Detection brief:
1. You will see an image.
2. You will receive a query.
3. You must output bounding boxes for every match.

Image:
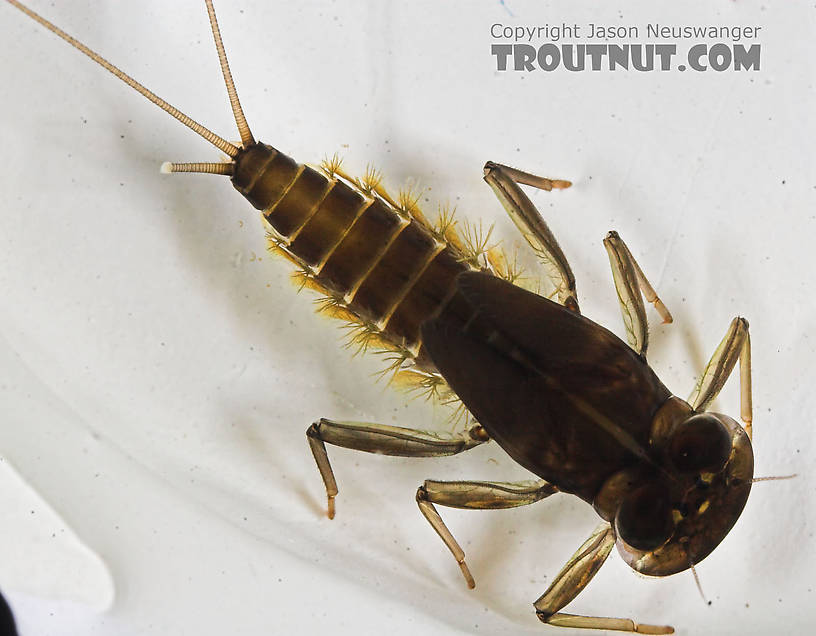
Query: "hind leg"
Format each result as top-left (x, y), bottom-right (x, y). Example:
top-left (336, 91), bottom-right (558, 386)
top-left (306, 419), bottom-right (489, 518)
top-left (482, 161), bottom-right (579, 312)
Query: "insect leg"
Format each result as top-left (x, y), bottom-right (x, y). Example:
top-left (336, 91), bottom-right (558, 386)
top-left (603, 231), bottom-right (673, 356)
top-left (306, 419), bottom-right (489, 519)
top-left (533, 524), bottom-right (674, 634)
top-left (482, 162), bottom-right (579, 313)
top-left (687, 317), bottom-right (753, 438)
top-left (415, 478), bottom-right (556, 588)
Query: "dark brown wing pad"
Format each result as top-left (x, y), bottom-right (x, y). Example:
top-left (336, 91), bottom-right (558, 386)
top-left (421, 272), bottom-right (672, 503)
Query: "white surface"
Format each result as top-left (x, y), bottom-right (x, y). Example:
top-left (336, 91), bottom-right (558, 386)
top-left (1, 1), bottom-right (814, 635)
top-left (0, 455), bottom-right (112, 608)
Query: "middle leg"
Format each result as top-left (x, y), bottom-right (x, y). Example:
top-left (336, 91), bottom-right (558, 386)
top-left (603, 230), bottom-right (673, 356)
top-left (416, 478), bottom-right (557, 588)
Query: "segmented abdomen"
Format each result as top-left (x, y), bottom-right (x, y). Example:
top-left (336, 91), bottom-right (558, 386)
top-left (232, 143), bottom-right (498, 385)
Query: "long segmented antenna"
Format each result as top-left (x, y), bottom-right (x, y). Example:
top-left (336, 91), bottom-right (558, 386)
top-left (205, 0), bottom-right (254, 147)
top-left (750, 474), bottom-right (797, 483)
top-left (6, 0), bottom-right (241, 160)
top-left (688, 559), bottom-right (709, 605)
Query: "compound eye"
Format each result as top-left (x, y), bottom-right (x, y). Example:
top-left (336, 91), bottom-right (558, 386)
top-left (667, 413), bottom-right (732, 473)
top-left (615, 483), bottom-right (674, 551)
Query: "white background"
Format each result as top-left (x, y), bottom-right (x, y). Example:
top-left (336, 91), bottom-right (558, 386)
top-left (1, 1), bottom-right (814, 635)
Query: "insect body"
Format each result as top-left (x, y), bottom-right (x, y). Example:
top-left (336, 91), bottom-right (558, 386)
top-left (233, 142), bottom-right (476, 376)
top-left (7, 1), bottom-right (762, 633)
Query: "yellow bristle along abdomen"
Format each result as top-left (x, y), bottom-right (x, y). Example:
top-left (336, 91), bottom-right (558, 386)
top-left (240, 144), bottom-right (514, 399)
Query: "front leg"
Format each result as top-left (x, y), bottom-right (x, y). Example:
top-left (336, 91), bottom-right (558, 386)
top-left (534, 524), bottom-right (673, 634)
top-left (687, 317), bottom-right (752, 438)
top-left (482, 162), bottom-right (579, 313)
top-left (307, 419), bottom-right (489, 518)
